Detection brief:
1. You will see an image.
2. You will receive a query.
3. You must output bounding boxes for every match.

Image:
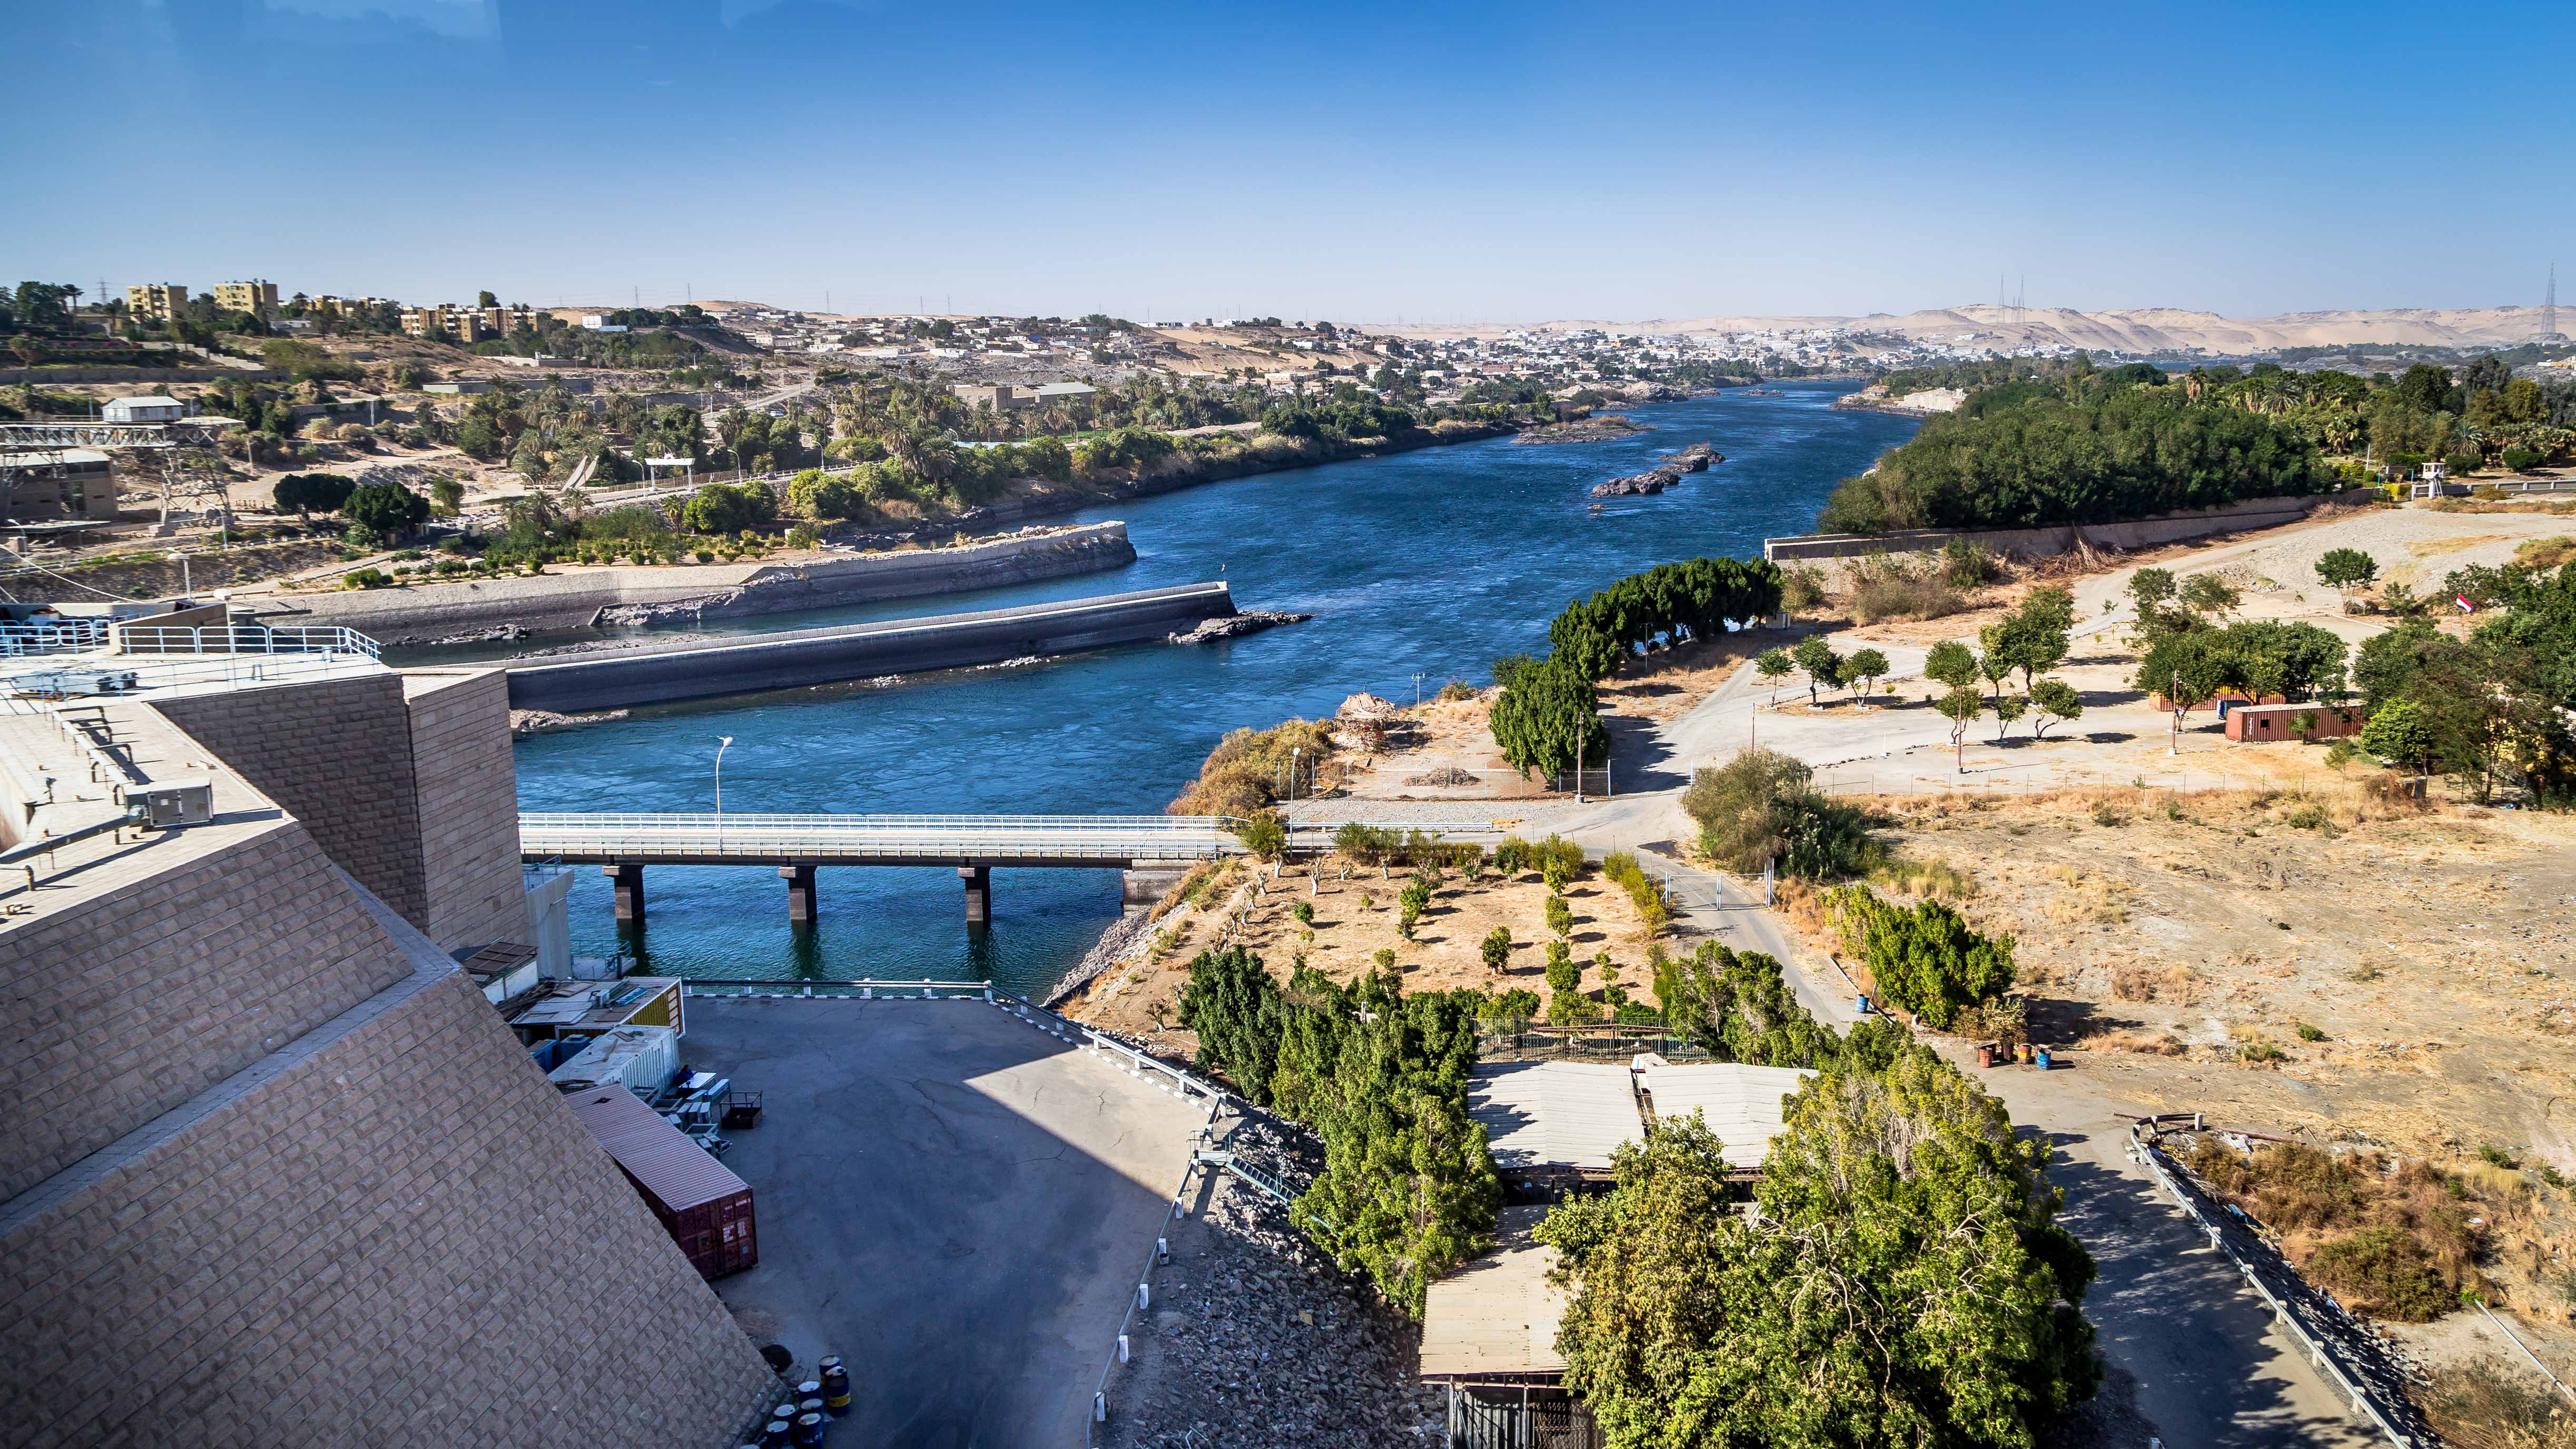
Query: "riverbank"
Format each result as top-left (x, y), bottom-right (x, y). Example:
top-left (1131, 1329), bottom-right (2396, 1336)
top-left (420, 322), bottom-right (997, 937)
top-left (245, 522), bottom-right (1137, 643)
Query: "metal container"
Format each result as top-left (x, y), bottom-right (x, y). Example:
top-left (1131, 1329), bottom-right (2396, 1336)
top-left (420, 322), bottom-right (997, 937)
top-left (792, 1412), bottom-right (825, 1447)
top-left (568, 1087), bottom-right (758, 1277)
top-left (820, 1361), bottom-right (851, 1416)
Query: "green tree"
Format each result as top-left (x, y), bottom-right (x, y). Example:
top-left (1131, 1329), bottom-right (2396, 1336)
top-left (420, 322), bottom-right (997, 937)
top-left (2179, 572), bottom-right (2240, 620)
top-left (676, 480), bottom-right (778, 535)
top-left (1482, 925), bottom-right (1515, 977)
top-left (1992, 693), bottom-right (2028, 743)
top-left (1755, 647), bottom-right (1794, 705)
top-left (1544, 893), bottom-right (1574, 940)
top-left (1828, 886), bottom-right (2015, 1028)
top-left (1539, 1048), bottom-right (2096, 1449)
top-left (1845, 647), bottom-right (1891, 706)
top-left (2315, 547), bottom-right (2378, 602)
top-left (1790, 635), bottom-right (1841, 708)
top-left (270, 471), bottom-right (355, 519)
top-left (2028, 678), bottom-right (2082, 739)
top-left (1939, 685), bottom-right (1984, 770)
top-left (2357, 697), bottom-right (2441, 776)
top-left (1489, 656), bottom-right (1607, 778)
top-left (1981, 586), bottom-right (2073, 689)
top-left (1924, 638), bottom-right (1980, 692)
top-left (341, 481), bottom-right (430, 543)
top-left (427, 477), bottom-right (465, 518)
top-left (1234, 811), bottom-right (1287, 860)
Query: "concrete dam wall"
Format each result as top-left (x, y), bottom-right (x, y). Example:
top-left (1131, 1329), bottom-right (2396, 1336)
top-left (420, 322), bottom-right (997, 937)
top-left (249, 523), bottom-right (1137, 642)
top-left (505, 581), bottom-right (1234, 712)
top-left (1762, 495), bottom-right (2331, 562)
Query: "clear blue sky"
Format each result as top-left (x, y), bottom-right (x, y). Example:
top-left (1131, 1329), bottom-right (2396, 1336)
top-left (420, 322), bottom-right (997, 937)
top-left (17, 0), bottom-right (2571, 322)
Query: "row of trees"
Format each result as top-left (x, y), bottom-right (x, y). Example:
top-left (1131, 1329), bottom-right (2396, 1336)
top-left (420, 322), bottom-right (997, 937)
top-left (1818, 380), bottom-right (2336, 533)
top-left (1176, 948), bottom-right (1499, 1314)
top-left (1491, 558), bottom-right (1786, 778)
top-left (2346, 555), bottom-right (2576, 802)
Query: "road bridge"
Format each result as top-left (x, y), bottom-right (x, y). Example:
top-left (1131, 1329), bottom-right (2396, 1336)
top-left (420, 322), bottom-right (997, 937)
top-left (518, 811), bottom-right (1503, 924)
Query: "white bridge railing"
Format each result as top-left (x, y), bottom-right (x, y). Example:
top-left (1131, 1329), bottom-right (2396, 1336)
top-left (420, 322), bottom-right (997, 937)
top-left (516, 812), bottom-right (1240, 862)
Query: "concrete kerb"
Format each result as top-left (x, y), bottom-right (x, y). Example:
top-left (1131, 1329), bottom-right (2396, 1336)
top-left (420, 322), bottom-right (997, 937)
top-left (2127, 1123), bottom-right (2426, 1448)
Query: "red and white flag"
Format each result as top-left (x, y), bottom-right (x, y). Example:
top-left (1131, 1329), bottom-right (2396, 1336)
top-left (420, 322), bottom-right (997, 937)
top-left (2455, 595), bottom-right (2475, 614)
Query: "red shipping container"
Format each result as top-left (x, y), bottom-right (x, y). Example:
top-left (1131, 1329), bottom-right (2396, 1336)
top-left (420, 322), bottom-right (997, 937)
top-left (571, 1088), bottom-right (759, 1278)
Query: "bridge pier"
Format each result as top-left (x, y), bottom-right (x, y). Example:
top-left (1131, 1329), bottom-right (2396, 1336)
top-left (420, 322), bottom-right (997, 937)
top-left (781, 863), bottom-right (817, 924)
top-left (959, 865), bottom-right (991, 925)
top-left (1123, 864), bottom-right (1194, 915)
top-left (604, 862), bottom-right (645, 923)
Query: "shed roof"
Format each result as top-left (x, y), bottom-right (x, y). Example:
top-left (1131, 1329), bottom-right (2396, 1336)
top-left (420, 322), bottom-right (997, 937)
top-left (1418, 1205), bottom-right (1565, 1379)
top-left (568, 1086), bottom-right (748, 1213)
top-left (1640, 1063), bottom-right (1811, 1167)
top-left (105, 395), bottom-right (183, 408)
top-left (1471, 1061), bottom-right (1641, 1171)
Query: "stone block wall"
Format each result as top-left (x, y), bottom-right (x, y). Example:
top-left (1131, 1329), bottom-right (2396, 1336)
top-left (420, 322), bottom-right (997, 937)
top-left (155, 674), bottom-right (430, 926)
top-left (0, 824), bottom-right (410, 1202)
top-left (401, 670), bottom-right (527, 954)
top-left (0, 962), bottom-right (778, 1448)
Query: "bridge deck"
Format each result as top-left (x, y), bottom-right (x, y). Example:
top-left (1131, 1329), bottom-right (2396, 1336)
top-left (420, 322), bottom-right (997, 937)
top-left (517, 812), bottom-right (1238, 867)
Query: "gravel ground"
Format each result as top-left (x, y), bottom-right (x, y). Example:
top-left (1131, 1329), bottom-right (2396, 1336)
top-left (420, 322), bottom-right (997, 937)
top-left (1099, 1115), bottom-right (1444, 1448)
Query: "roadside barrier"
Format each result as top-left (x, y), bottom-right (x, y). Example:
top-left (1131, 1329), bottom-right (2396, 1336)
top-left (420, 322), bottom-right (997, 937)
top-left (2128, 1122), bottom-right (2426, 1447)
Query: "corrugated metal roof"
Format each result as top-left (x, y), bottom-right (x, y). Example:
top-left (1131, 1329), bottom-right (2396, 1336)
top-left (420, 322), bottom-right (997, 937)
top-left (568, 1086), bottom-right (749, 1213)
top-left (1471, 1061), bottom-right (1642, 1171)
top-left (1640, 1063), bottom-right (1811, 1167)
top-left (1418, 1206), bottom-right (1566, 1378)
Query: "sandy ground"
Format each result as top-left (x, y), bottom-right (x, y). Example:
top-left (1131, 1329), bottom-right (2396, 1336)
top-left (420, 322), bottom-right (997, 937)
top-left (1061, 854), bottom-right (1655, 1050)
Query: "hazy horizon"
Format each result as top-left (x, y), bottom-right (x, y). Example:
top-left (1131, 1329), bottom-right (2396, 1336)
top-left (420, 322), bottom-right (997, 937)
top-left (17, 0), bottom-right (2570, 322)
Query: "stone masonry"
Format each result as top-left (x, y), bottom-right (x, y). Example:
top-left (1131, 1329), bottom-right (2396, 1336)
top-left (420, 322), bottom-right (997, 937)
top-left (154, 673), bottom-right (431, 928)
top-left (401, 669), bottom-right (531, 954)
top-left (0, 823), bottom-right (409, 1202)
top-left (0, 668), bottom-right (778, 1448)
top-left (0, 893), bottom-right (778, 1448)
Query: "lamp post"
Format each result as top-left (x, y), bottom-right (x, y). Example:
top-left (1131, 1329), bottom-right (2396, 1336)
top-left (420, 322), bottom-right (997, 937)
top-left (713, 735), bottom-right (734, 848)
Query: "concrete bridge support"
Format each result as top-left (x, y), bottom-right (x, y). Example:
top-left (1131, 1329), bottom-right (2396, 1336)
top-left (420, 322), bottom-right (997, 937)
top-left (1122, 864), bottom-right (1194, 915)
top-left (604, 862), bottom-right (645, 923)
top-left (781, 863), bottom-right (817, 924)
top-left (959, 865), bottom-right (991, 925)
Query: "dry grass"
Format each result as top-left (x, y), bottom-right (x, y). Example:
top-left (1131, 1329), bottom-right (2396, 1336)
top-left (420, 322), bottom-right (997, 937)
top-left (2423, 1362), bottom-right (2576, 1449)
top-left (2081, 1027), bottom-right (2189, 1056)
top-left (2515, 536), bottom-right (2576, 570)
top-left (2109, 963), bottom-right (2200, 1004)
top-left (2043, 868), bottom-right (2131, 925)
top-left (2187, 1137), bottom-right (2487, 1320)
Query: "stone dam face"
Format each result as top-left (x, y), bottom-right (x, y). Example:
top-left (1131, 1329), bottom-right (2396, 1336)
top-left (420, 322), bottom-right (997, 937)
top-left (247, 522), bottom-right (1139, 642)
top-left (502, 580), bottom-right (1236, 712)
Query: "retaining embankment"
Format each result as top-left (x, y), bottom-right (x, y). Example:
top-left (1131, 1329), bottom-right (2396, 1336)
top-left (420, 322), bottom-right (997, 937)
top-left (1763, 494), bottom-right (2336, 562)
top-left (244, 522), bottom-right (1136, 642)
top-left (504, 581), bottom-right (1233, 711)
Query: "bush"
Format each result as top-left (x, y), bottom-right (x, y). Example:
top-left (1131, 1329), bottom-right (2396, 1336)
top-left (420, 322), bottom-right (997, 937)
top-left (1682, 747), bottom-right (1879, 878)
top-left (1170, 718), bottom-right (1337, 816)
top-left (1481, 926), bottom-right (1513, 976)
top-left (676, 480), bottom-right (777, 534)
top-left (341, 481), bottom-right (430, 542)
top-left (2501, 447), bottom-right (2545, 473)
top-left (1599, 851), bottom-right (1672, 937)
top-left (271, 471), bottom-right (355, 518)
top-left (1233, 811), bottom-right (1287, 859)
top-left (2444, 452), bottom-right (2486, 479)
top-left (340, 567), bottom-right (391, 589)
top-left (2308, 1225), bottom-right (2454, 1321)
top-left (1825, 884), bottom-right (2014, 1028)
top-left (1845, 550), bottom-right (1966, 623)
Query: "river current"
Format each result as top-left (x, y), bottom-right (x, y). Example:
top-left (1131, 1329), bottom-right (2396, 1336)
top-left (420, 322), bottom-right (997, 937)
top-left (507, 382), bottom-right (1918, 993)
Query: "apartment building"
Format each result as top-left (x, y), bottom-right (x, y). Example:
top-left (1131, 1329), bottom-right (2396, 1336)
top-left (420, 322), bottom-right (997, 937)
top-left (213, 279), bottom-right (279, 315)
top-left (124, 282), bottom-right (186, 321)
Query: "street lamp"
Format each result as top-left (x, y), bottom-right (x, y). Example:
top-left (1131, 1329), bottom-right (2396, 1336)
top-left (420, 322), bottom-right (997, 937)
top-left (713, 736), bottom-right (734, 847)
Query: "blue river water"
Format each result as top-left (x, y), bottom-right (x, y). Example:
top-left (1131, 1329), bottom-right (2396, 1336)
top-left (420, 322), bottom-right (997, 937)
top-left (507, 383), bottom-right (1917, 993)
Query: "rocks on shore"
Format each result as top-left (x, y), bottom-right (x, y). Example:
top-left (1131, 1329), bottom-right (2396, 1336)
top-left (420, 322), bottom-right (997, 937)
top-left (509, 707), bottom-right (631, 735)
top-left (1102, 1114), bottom-right (1444, 1448)
top-left (1590, 441), bottom-right (1724, 497)
top-left (390, 622), bottom-right (532, 648)
top-left (1167, 609), bottom-right (1312, 645)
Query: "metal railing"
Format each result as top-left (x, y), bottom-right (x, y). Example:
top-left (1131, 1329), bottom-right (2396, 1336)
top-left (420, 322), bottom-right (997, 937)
top-left (0, 619), bottom-right (112, 657)
top-left (517, 811), bottom-right (1240, 863)
top-left (114, 624), bottom-right (380, 659)
top-left (2128, 1126), bottom-right (2426, 1447)
top-left (682, 977), bottom-right (996, 1000)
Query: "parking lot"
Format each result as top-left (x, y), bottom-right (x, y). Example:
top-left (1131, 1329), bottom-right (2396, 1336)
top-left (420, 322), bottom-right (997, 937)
top-left (682, 997), bottom-right (1211, 1447)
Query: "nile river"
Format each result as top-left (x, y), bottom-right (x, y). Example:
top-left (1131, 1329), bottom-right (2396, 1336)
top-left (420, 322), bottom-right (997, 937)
top-left (509, 382), bottom-right (1916, 993)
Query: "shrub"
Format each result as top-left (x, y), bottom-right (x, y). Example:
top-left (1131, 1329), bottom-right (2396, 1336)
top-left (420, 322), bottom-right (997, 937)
top-left (2500, 447), bottom-right (2545, 473)
top-left (1170, 718), bottom-right (1337, 816)
top-left (1825, 884), bottom-right (2014, 1029)
top-left (1544, 893), bottom-right (1573, 939)
top-left (1682, 747), bottom-right (1878, 878)
top-left (1233, 811), bottom-right (1287, 860)
top-left (2308, 1225), bottom-right (2453, 1321)
top-left (1599, 851), bottom-right (1672, 938)
top-left (340, 567), bottom-right (390, 589)
top-left (2295, 1022), bottom-right (2326, 1042)
top-left (1845, 550), bottom-right (1965, 623)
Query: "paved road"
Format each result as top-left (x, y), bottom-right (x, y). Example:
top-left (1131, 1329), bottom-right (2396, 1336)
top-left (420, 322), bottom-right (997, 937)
top-left (686, 997), bottom-right (1210, 1449)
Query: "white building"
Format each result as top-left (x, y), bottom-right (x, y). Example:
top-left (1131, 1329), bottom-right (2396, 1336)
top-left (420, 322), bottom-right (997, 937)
top-left (102, 396), bottom-right (186, 423)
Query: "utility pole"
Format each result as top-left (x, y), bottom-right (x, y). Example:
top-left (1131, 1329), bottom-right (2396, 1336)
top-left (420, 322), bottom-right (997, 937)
top-left (1411, 672), bottom-right (1424, 708)
top-left (2169, 669), bottom-right (2182, 756)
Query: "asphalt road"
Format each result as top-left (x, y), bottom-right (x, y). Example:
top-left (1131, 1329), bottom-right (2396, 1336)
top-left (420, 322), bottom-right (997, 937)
top-left (685, 997), bottom-right (1209, 1448)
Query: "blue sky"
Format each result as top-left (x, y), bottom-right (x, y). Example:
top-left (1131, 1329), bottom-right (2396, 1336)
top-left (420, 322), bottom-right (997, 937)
top-left (15, 0), bottom-right (2571, 322)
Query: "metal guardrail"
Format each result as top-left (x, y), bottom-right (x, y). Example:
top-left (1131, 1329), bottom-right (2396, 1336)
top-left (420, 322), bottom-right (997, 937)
top-left (681, 977), bottom-right (997, 1000)
top-left (115, 624), bottom-right (381, 659)
top-left (0, 619), bottom-right (112, 657)
top-left (517, 812), bottom-right (1241, 864)
top-left (2128, 1125), bottom-right (2426, 1447)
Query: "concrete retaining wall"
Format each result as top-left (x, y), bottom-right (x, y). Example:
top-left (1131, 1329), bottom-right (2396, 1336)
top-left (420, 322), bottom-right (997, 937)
top-left (1763, 494), bottom-right (2332, 561)
top-left (506, 580), bottom-right (1232, 711)
top-left (247, 522), bottom-right (1137, 642)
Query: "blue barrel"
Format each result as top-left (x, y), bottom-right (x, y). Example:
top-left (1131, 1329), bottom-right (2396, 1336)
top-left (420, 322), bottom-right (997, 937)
top-left (760, 1416), bottom-right (791, 1448)
top-left (792, 1412), bottom-right (826, 1447)
top-left (2034, 1048), bottom-right (2053, 1070)
top-left (1854, 995), bottom-right (1871, 1014)
top-left (820, 1359), bottom-right (851, 1417)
